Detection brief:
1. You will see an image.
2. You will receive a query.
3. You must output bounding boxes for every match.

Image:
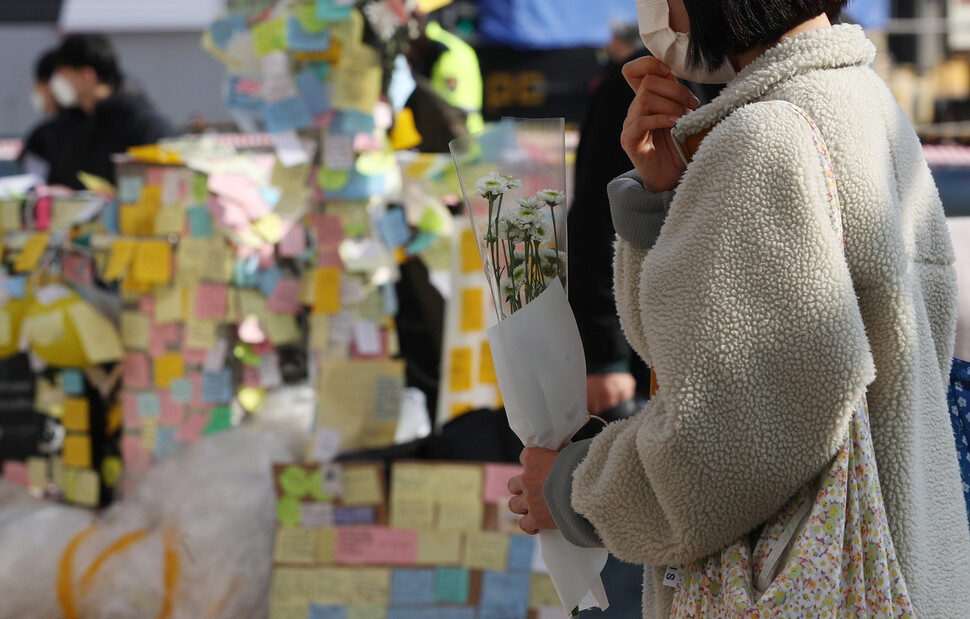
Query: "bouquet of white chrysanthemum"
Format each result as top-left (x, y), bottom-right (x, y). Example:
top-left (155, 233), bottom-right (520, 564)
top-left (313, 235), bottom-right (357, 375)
top-left (450, 119), bottom-right (608, 616)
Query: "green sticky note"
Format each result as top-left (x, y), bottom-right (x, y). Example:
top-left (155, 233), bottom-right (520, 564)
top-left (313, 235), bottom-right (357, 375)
top-left (191, 174), bottom-right (209, 203)
top-left (279, 465), bottom-right (309, 499)
top-left (318, 168), bottom-right (349, 192)
top-left (252, 18), bottom-right (288, 56)
top-left (298, 3), bottom-right (329, 32)
top-left (417, 207), bottom-right (445, 233)
top-left (307, 469), bottom-right (333, 501)
top-left (434, 567), bottom-right (470, 604)
top-left (276, 496), bottom-right (302, 526)
top-left (203, 406), bottom-right (232, 435)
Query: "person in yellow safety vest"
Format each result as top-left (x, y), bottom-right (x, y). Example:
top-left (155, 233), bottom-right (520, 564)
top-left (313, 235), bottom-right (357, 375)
top-left (421, 21), bottom-right (484, 133)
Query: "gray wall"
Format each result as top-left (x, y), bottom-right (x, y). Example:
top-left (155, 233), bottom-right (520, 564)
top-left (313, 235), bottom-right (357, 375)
top-left (0, 24), bottom-right (232, 138)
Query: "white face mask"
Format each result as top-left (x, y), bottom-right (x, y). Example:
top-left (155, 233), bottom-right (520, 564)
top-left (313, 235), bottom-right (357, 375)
top-left (636, 0), bottom-right (736, 84)
top-left (31, 89), bottom-right (50, 117)
top-left (49, 73), bottom-right (78, 108)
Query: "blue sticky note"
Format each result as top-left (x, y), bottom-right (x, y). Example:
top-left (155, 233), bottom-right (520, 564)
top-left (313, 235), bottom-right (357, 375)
top-left (334, 506), bottom-right (375, 525)
top-left (381, 282), bottom-right (398, 316)
top-left (260, 186), bottom-right (282, 208)
top-left (435, 609), bottom-right (475, 619)
top-left (479, 571), bottom-right (530, 619)
top-left (62, 370), bottom-right (84, 396)
top-left (317, 0), bottom-right (353, 21)
top-left (405, 232), bottom-right (435, 257)
top-left (387, 610), bottom-right (436, 619)
top-left (391, 569), bottom-right (435, 606)
top-left (307, 604), bottom-right (347, 619)
top-left (507, 535), bottom-right (535, 572)
top-left (287, 17), bottom-right (332, 51)
top-left (99, 198), bottom-right (119, 233)
top-left (332, 111), bottom-right (375, 135)
top-left (2, 276), bottom-right (27, 299)
top-left (117, 176), bottom-right (144, 204)
top-left (225, 76), bottom-right (264, 112)
top-left (297, 67), bottom-right (333, 118)
top-left (187, 206), bottom-right (213, 238)
top-left (262, 97), bottom-right (314, 133)
top-left (137, 392), bottom-right (161, 417)
top-left (154, 427), bottom-right (180, 459)
top-left (377, 209), bottom-right (411, 249)
top-left (233, 256), bottom-right (260, 288)
top-left (433, 567), bottom-right (470, 605)
top-left (325, 170), bottom-right (385, 201)
top-left (201, 369), bottom-right (233, 404)
top-left (170, 378), bottom-right (193, 403)
top-left (211, 14), bottom-right (248, 50)
top-left (257, 266), bottom-right (282, 297)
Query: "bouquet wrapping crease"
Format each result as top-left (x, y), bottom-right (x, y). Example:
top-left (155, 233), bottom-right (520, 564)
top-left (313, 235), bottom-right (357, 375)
top-left (450, 119), bottom-right (609, 613)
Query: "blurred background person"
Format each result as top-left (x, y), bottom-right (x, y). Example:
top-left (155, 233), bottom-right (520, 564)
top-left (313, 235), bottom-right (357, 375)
top-left (19, 34), bottom-right (172, 189)
top-left (31, 48), bottom-right (59, 120)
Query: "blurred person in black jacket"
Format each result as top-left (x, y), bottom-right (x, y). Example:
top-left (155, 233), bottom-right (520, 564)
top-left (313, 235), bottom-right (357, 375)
top-left (20, 34), bottom-right (173, 189)
top-left (31, 49), bottom-right (60, 120)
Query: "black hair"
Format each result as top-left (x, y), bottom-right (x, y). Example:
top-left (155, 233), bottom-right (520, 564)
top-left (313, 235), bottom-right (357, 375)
top-left (683, 0), bottom-right (849, 71)
top-left (54, 34), bottom-right (122, 87)
top-left (35, 49), bottom-right (58, 83)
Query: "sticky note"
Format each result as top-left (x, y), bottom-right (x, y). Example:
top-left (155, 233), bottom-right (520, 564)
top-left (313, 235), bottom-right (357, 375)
top-left (184, 319), bottom-right (219, 351)
top-left (121, 311), bottom-right (151, 350)
top-left (334, 507), bottom-right (375, 526)
top-left (13, 233), bottom-right (50, 273)
top-left (187, 206), bottom-right (213, 237)
top-left (479, 341), bottom-right (497, 384)
top-left (307, 605), bottom-right (347, 619)
top-left (27, 457), bottom-right (49, 490)
top-left (376, 209), bottom-right (411, 249)
top-left (301, 502), bottom-right (335, 529)
top-left (348, 567), bottom-right (393, 606)
top-left (274, 527), bottom-right (318, 564)
top-left (104, 238), bottom-right (137, 281)
top-left (154, 204), bottom-right (184, 236)
top-left (67, 302), bottom-right (124, 364)
top-left (131, 240), bottom-right (172, 284)
top-left (278, 224), bottom-right (307, 258)
top-left (72, 468), bottom-right (100, 508)
top-left (158, 391), bottom-right (185, 426)
top-left (317, 0), bottom-right (353, 20)
top-left (342, 466), bottom-right (383, 506)
top-left (203, 406), bottom-right (232, 435)
top-left (508, 535), bottom-right (536, 572)
top-left (449, 348), bottom-right (473, 392)
top-left (529, 573), bottom-right (560, 609)
top-left (62, 398), bottom-right (90, 432)
top-left (201, 369), bottom-right (233, 404)
top-left (63, 435), bottom-right (92, 469)
top-left (252, 18), bottom-right (288, 56)
top-left (482, 464), bottom-right (522, 503)
top-left (415, 529), bottom-right (463, 566)
top-left (137, 391), bottom-right (161, 417)
top-left (335, 529), bottom-right (417, 567)
top-left (460, 288), bottom-right (483, 333)
top-left (1, 460), bottom-right (29, 486)
top-left (153, 352), bottom-right (184, 388)
top-left (287, 16), bottom-right (331, 52)
top-left (154, 286), bottom-right (183, 325)
top-left (433, 567), bottom-right (470, 604)
top-left (463, 532), bottom-right (509, 572)
top-left (195, 283), bottom-right (227, 320)
top-left (313, 267), bottom-right (342, 314)
top-left (391, 568), bottom-right (435, 605)
top-left (267, 278), bottom-right (302, 314)
top-left (269, 567), bottom-right (314, 606)
top-left (170, 378), bottom-right (193, 403)
top-left (480, 571), bottom-right (530, 618)
top-left (460, 228), bottom-right (479, 274)
top-left (264, 96), bottom-right (314, 133)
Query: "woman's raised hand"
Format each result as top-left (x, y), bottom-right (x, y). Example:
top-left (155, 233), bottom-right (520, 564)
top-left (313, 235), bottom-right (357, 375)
top-left (621, 57), bottom-right (699, 193)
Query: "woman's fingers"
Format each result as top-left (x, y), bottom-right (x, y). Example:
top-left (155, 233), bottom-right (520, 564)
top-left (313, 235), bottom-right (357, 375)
top-left (507, 474), bottom-right (524, 496)
top-left (518, 514), bottom-right (539, 536)
top-left (622, 56), bottom-right (673, 92)
top-left (633, 74), bottom-right (700, 115)
top-left (508, 494), bottom-right (528, 515)
top-left (621, 115), bottom-right (679, 155)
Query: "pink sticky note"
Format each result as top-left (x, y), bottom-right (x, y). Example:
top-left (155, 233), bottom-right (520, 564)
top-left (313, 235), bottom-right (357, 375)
top-left (183, 349), bottom-right (208, 365)
top-left (158, 391), bottom-right (185, 426)
top-left (190, 373), bottom-right (205, 408)
top-left (122, 391), bottom-right (142, 430)
top-left (1, 460), bottom-right (29, 486)
top-left (145, 167), bottom-right (165, 185)
top-left (351, 330), bottom-right (387, 360)
top-left (353, 132), bottom-right (383, 153)
top-left (483, 464), bottom-right (524, 503)
top-left (123, 352), bottom-right (152, 389)
top-left (335, 527), bottom-right (418, 566)
top-left (278, 223), bottom-right (306, 258)
top-left (176, 412), bottom-right (208, 443)
top-left (267, 278), bottom-right (302, 314)
top-left (207, 173), bottom-right (271, 220)
top-left (258, 244), bottom-right (275, 269)
top-left (195, 283), bottom-right (227, 320)
top-left (34, 195), bottom-right (51, 230)
top-left (317, 245), bottom-right (343, 268)
top-left (251, 340), bottom-right (275, 355)
top-left (314, 214), bottom-right (345, 246)
top-left (139, 296), bottom-right (155, 318)
top-left (62, 253), bottom-right (94, 286)
top-left (207, 196), bottom-right (250, 230)
top-left (242, 366), bottom-right (261, 388)
top-left (122, 436), bottom-right (152, 473)
top-left (150, 323), bottom-right (181, 358)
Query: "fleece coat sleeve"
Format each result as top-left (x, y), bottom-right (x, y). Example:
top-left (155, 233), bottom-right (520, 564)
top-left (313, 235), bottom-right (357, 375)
top-left (570, 102), bottom-right (877, 567)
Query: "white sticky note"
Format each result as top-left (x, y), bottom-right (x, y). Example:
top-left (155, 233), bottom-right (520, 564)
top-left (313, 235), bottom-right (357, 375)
top-left (312, 427), bottom-right (343, 462)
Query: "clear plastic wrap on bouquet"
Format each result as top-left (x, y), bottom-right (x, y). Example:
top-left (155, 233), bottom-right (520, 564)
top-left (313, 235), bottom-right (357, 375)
top-left (450, 119), bottom-right (609, 614)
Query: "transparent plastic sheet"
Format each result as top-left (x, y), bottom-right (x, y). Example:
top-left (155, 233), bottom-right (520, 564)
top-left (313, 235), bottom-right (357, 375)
top-left (451, 119), bottom-right (609, 613)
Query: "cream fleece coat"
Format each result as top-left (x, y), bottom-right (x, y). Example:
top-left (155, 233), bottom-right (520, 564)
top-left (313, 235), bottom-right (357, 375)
top-left (570, 26), bottom-right (970, 618)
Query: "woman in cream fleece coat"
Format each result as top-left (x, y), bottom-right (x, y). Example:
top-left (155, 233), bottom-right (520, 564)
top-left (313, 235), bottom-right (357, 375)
top-left (507, 3), bottom-right (970, 618)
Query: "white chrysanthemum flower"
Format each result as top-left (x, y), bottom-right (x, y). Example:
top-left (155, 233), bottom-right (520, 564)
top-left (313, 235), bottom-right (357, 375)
top-left (497, 216), bottom-right (528, 244)
top-left (503, 176), bottom-right (523, 190)
top-left (538, 247), bottom-right (565, 277)
top-left (515, 195), bottom-right (541, 209)
top-left (500, 276), bottom-right (522, 299)
top-left (476, 172), bottom-right (510, 198)
top-left (537, 189), bottom-right (565, 206)
top-left (508, 207), bottom-right (544, 228)
top-left (532, 222), bottom-right (553, 244)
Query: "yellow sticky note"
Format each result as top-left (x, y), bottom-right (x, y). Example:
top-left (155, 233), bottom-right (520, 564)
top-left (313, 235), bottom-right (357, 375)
top-left (437, 500), bottom-right (484, 531)
top-left (311, 568), bottom-right (354, 605)
top-left (14, 233), bottom-right (50, 273)
top-left (252, 18), bottom-right (287, 56)
top-left (184, 319), bottom-right (218, 351)
top-left (77, 171), bottom-right (115, 194)
top-left (141, 417), bottom-right (158, 451)
top-left (63, 435), bottom-right (92, 469)
top-left (73, 468), bottom-right (100, 508)
top-left (274, 528), bottom-right (318, 564)
top-left (342, 466), bottom-right (383, 506)
top-left (449, 347), bottom-right (473, 392)
top-left (141, 184), bottom-right (163, 209)
top-left (24, 310), bottom-right (65, 348)
top-left (460, 288), bottom-right (483, 333)
top-left (312, 267), bottom-right (342, 315)
top-left (417, 0), bottom-right (453, 12)
top-left (463, 531), bottom-right (509, 571)
top-left (121, 311), bottom-right (151, 350)
top-left (390, 108), bottom-right (423, 151)
top-left (348, 568), bottom-right (391, 606)
top-left (131, 240), bottom-right (172, 285)
top-left (0, 311), bottom-right (11, 347)
top-left (104, 239), bottom-right (137, 281)
top-left (479, 340), bottom-right (497, 384)
top-left (416, 529), bottom-right (463, 565)
top-left (2, 201), bottom-right (22, 232)
top-left (270, 567), bottom-right (314, 607)
top-left (310, 314), bottom-right (330, 350)
top-left (154, 286), bottom-right (183, 325)
top-left (154, 352), bottom-right (184, 388)
top-left (154, 205), bottom-right (185, 236)
top-left (530, 573), bottom-right (561, 609)
top-left (254, 214), bottom-right (283, 243)
top-left (67, 302), bottom-right (124, 364)
top-left (390, 463), bottom-right (436, 529)
top-left (460, 228), bottom-right (480, 274)
top-left (120, 204), bottom-right (157, 236)
top-left (62, 398), bottom-right (90, 432)
top-left (268, 603), bottom-right (307, 619)
top-left (27, 457), bottom-right (49, 490)
top-left (434, 465), bottom-right (482, 501)
top-left (316, 528), bottom-right (337, 564)
top-left (263, 314), bottom-right (301, 345)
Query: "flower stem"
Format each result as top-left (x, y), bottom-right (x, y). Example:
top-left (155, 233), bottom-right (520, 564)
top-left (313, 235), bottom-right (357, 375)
top-left (548, 203), bottom-right (563, 281)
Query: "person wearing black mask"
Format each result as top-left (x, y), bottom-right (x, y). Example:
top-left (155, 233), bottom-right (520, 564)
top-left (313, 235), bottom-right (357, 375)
top-left (20, 34), bottom-right (173, 189)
